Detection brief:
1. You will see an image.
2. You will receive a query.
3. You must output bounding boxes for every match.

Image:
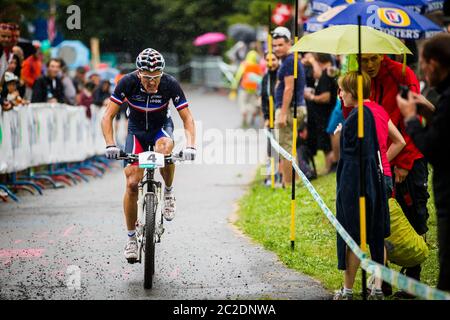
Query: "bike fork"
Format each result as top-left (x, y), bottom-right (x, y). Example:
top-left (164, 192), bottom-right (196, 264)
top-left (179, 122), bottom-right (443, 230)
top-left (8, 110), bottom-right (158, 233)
top-left (136, 184), bottom-right (145, 263)
top-left (155, 185), bottom-right (164, 243)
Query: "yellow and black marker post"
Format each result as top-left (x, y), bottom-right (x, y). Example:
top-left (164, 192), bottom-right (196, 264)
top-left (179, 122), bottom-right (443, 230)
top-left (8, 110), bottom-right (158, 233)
top-left (290, 0), bottom-right (299, 251)
top-left (357, 15), bottom-right (368, 301)
top-left (268, 5), bottom-right (275, 189)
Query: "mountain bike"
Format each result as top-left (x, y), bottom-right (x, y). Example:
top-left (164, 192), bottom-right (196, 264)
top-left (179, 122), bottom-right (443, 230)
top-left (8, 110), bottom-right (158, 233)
top-left (117, 150), bottom-right (183, 289)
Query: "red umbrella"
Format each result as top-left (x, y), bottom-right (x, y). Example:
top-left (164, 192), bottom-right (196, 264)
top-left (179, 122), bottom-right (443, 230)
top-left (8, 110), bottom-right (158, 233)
top-left (193, 32), bottom-right (227, 46)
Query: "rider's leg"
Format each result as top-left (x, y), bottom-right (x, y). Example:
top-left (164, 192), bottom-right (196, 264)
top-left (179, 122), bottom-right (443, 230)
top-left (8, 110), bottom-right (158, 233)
top-left (155, 137), bottom-right (175, 187)
top-left (155, 137), bottom-right (177, 221)
top-left (123, 165), bottom-right (144, 230)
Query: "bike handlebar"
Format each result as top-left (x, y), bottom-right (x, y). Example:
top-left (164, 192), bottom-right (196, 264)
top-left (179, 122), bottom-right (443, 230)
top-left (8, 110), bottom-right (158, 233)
top-left (117, 150), bottom-right (184, 164)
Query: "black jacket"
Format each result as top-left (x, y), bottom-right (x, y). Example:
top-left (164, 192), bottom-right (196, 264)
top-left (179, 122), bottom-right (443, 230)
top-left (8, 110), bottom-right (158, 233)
top-left (31, 75), bottom-right (64, 103)
top-left (406, 75), bottom-right (450, 213)
top-left (93, 87), bottom-right (110, 106)
top-left (260, 69), bottom-right (278, 121)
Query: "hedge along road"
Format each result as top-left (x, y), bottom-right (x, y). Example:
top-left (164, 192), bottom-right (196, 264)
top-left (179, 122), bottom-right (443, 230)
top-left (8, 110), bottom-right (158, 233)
top-left (0, 89), bottom-right (329, 300)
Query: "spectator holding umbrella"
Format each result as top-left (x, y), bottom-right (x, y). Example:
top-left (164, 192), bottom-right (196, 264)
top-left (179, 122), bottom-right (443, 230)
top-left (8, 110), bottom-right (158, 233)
top-left (397, 33), bottom-right (450, 292)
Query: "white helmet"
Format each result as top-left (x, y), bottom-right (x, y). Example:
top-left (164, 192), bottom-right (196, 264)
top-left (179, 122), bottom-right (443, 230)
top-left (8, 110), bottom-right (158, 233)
top-left (4, 72), bottom-right (18, 83)
top-left (136, 48), bottom-right (165, 72)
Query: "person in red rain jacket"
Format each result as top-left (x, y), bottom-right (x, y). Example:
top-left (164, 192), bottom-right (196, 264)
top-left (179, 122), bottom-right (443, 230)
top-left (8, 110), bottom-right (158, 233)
top-left (342, 54), bottom-right (430, 298)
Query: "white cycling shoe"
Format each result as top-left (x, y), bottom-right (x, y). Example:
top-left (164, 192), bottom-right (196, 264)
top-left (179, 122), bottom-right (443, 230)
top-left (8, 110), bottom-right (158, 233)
top-left (124, 238), bottom-right (138, 263)
top-left (163, 193), bottom-right (176, 221)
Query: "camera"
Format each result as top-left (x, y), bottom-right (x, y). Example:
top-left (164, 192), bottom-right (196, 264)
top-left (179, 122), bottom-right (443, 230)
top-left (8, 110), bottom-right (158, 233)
top-left (399, 85), bottom-right (410, 99)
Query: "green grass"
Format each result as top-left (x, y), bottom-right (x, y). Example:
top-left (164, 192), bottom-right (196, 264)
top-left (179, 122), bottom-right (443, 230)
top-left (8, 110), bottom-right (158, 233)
top-left (236, 152), bottom-right (439, 297)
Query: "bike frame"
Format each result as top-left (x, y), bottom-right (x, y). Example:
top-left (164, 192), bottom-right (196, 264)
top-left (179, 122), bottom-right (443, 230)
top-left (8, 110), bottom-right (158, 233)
top-left (136, 166), bottom-right (163, 263)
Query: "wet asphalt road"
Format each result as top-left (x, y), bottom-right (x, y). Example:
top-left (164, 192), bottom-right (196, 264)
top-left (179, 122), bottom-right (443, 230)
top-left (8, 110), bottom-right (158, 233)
top-left (0, 89), bottom-right (330, 300)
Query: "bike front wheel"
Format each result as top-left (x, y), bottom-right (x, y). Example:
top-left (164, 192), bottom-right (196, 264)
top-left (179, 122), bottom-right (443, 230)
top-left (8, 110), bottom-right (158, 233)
top-left (143, 192), bottom-right (156, 289)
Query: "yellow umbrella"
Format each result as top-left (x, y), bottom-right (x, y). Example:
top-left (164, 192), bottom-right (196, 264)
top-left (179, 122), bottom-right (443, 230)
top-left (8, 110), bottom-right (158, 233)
top-left (290, 24), bottom-right (412, 55)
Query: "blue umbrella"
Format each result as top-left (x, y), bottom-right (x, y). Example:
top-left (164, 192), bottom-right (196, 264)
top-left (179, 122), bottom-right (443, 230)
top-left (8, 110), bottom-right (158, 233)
top-left (306, 1), bottom-right (443, 39)
top-left (51, 40), bottom-right (90, 70)
top-left (311, 0), bottom-right (429, 14)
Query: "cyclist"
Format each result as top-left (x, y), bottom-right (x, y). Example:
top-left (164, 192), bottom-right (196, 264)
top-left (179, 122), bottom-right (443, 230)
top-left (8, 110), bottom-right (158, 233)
top-left (101, 48), bottom-right (196, 262)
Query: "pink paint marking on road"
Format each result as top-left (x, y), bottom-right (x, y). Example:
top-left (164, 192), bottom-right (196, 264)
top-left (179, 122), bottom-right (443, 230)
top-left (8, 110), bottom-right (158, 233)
top-left (35, 231), bottom-right (49, 239)
top-left (63, 226), bottom-right (76, 237)
top-left (0, 249), bottom-right (45, 265)
top-left (168, 267), bottom-right (180, 279)
top-left (14, 240), bottom-right (23, 244)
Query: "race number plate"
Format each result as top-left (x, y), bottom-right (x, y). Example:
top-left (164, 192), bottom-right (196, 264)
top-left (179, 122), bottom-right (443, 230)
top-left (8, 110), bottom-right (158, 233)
top-left (138, 151), bottom-right (165, 169)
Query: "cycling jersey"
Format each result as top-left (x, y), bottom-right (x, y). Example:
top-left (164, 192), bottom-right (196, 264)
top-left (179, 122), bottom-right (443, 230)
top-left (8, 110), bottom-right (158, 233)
top-left (110, 71), bottom-right (189, 133)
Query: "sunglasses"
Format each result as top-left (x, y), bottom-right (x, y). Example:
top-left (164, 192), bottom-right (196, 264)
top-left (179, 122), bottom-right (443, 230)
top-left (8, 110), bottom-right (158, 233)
top-left (271, 33), bottom-right (290, 40)
top-left (139, 72), bottom-right (163, 81)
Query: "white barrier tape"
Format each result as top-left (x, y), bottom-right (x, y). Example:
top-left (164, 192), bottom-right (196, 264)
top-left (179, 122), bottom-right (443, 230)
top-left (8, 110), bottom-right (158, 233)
top-left (264, 129), bottom-right (450, 300)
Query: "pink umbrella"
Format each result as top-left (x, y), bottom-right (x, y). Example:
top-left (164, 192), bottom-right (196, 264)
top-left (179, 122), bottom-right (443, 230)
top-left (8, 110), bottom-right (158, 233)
top-left (193, 32), bottom-right (227, 46)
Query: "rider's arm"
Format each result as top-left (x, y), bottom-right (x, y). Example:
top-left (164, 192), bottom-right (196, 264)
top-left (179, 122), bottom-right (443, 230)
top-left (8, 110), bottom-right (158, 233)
top-left (178, 108), bottom-right (196, 148)
top-left (102, 75), bottom-right (130, 147)
top-left (101, 100), bottom-right (120, 146)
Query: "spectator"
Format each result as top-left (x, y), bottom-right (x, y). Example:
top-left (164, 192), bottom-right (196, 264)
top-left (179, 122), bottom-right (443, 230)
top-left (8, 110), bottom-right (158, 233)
top-left (9, 23), bottom-right (19, 48)
top-left (5, 54), bottom-right (25, 96)
top-left (325, 99), bottom-right (344, 165)
top-left (88, 72), bottom-right (101, 88)
top-left (78, 81), bottom-right (95, 118)
top-left (12, 46), bottom-right (24, 64)
top-left (397, 33), bottom-right (450, 291)
top-left (334, 71), bottom-right (390, 300)
top-left (0, 23), bottom-right (13, 81)
top-left (303, 53), bottom-right (338, 174)
top-left (59, 59), bottom-right (76, 105)
top-left (260, 50), bottom-right (281, 186)
top-left (355, 54), bottom-right (430, 297)
top-left (1, 72), bottom-right (27, 107)
top-left (272, 26), bottom-right (306, 187)
top-left (72, 66), bottom-right (86, 94)
top-left (230, 50), bottom-right (263, 128)
top-left (31, 58), bottom-right (64, 103)
top-left (301, 52), bottom-right (319, 175)
top-left (1, 95), bottom-right (12, 111)
top-left (93, 79), bottom-right (111, 107)
top-left (21, 41), bottom-right (42, 100)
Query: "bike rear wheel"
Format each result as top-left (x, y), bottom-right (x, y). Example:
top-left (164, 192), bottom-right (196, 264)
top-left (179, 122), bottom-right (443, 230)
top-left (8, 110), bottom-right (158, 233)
top-left (143, 192), bottom-right (156, 289)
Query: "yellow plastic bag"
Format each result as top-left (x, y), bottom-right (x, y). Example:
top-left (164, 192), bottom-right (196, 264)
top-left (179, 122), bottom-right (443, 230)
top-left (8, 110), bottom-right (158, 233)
top-left (385, 198), bottom-right (429, 267)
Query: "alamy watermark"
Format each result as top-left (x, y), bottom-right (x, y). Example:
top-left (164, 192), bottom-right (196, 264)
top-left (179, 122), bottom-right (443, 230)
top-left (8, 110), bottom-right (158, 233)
top-left (66, 265), bottom-right (81, 290)
top-left (66, 5), bottom-right (81, 30)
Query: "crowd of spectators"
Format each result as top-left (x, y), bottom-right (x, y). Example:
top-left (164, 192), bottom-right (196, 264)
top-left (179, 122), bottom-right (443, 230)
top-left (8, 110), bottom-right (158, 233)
top-left (1, 22), bottom-right (112, 117)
